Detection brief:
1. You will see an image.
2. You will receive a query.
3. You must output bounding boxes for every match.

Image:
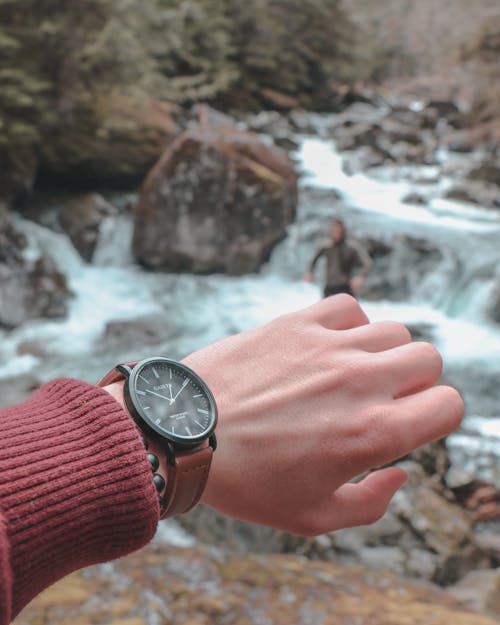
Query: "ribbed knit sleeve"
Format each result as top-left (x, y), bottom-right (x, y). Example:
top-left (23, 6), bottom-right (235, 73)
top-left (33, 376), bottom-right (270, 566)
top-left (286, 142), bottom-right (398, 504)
top-left (0, 379), bottom-right (160, 624)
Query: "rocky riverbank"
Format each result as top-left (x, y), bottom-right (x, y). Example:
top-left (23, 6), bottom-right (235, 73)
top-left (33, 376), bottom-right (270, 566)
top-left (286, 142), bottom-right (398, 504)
top-left (13, 540), bottom-right (500, 625)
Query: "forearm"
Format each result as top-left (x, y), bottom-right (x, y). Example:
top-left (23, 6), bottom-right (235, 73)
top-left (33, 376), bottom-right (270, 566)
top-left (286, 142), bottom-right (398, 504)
top-left (0, 379), bottom-right (158, 623)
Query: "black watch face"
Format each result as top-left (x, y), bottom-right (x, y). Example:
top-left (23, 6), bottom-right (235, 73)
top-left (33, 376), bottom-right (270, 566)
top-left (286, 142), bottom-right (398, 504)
top-left (128, 358), bottom-right (217, 445)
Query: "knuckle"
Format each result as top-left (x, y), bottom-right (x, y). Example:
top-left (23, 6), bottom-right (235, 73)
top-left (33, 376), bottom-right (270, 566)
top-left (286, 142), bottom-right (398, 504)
top-left (415, 341), bottom-right (443, 373)
top-left (438, 385), bottom-right (465, 427)
top-left (386, 321), bottom-right (412, 344)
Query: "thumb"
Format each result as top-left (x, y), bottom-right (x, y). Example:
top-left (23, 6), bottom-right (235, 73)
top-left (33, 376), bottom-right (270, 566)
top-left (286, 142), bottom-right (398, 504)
top-left (327, 467), bottom-right (408, 531)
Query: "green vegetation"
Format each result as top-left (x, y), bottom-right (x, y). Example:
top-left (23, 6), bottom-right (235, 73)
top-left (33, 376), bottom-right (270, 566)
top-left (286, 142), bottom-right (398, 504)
top-left (0, 0), bottom-right (360, 200)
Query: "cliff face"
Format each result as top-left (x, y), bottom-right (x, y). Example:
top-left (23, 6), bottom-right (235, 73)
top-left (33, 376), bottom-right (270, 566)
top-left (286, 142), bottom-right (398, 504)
top-left (348, 0), bottom-right (500, 95)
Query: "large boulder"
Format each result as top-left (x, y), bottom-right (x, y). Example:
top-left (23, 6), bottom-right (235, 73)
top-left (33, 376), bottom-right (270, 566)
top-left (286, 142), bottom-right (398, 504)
top-left (133, 123), bottom-right (298, 274)
top-left (0, 215), bottom-right (71, 328)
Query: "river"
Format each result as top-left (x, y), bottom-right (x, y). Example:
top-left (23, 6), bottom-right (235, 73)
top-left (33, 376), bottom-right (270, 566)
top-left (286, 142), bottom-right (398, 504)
top-left (1, 114), bottom-right (499, 484)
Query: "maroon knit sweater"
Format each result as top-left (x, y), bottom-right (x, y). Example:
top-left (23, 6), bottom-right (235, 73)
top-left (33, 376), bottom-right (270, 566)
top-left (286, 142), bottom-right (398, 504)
top-left (0, 379), bottom-right (159, 623)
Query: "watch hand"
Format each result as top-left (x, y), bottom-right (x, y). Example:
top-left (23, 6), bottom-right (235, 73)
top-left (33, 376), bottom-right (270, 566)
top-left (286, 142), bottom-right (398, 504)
top-left (145, 389), bottom-right (173, 403)
top-left (171, 378), bottom-right (189, 403)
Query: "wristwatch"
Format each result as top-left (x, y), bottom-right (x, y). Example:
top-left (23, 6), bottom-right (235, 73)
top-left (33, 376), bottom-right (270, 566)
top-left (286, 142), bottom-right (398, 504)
top-left (97, 357), bottom-right (217, 518)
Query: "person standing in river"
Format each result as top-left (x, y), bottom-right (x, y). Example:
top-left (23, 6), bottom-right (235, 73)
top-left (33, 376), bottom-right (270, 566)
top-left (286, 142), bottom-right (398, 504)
top-left (305, 219), bottom-right (372, 297)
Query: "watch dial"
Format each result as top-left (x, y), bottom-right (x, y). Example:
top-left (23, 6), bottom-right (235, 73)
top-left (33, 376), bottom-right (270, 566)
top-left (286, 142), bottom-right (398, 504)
top-left (131, 360), bottom-right (215, 443)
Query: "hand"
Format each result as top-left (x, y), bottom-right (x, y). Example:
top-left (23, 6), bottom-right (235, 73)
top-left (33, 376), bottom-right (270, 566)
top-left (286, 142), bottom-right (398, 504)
top-left (183, 295), bottom-right (464, 536)
top-left (304, 273), bottom-right (315, 283)
top-left (350, 274), bottom-right (364, 294)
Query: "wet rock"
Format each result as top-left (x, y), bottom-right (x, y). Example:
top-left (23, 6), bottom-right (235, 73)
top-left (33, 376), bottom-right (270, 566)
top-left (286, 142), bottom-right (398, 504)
top-left (362, 235), bottom-right (448, 301)
top-left (449, 569), bottom-right (500, 619)
top-left (422, 100), bottom-right (461, 128)
top-left (402, 191), bottom-right (428, 205)
top-left (133, 122), bottom-right (298, 274)
top-left (444, 184), bottom-right (500, 209)
top-left (342, 146), bottom-right (388, 175)
top-left (487, 281), bottom-right (500, 324)
top-left (99, 314), bottom-right (181, 352)
top-left (0, 216), bottom-right (71, 328)
top-left (342, 147), bottom-right (388, 174)
top-left (14, 543), bottom-right (498, 625)
top-left (59, 193), bottom-right (118, 261)
top-left (467, 162), bottom-right (500, 187)
top-left (0, 374), bottom-right (40, 409)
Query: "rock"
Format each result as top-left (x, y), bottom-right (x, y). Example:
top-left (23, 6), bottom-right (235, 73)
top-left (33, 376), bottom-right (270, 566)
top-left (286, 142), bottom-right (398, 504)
top-left (0, 216), bottom-right (72, 328)
top-left (178, 460), bottom-right (487, 587)
top-left (449, 569), bottom-right (500, 619)
top-left (487, 281), bottom-right (500, 324)
top-left (444, 184), bottom-right (500, 209)
top-left (342, 146), bottom-right (388, 175)
top-left (133, 122), bottom-right (298, 274)
top-left (59, 193), bottom-right (118, 261)
top-left (99, 314), bottom-right (181, 352)
top-left (362, 235), bottom-right (447, 301)
top-left (0, 374), bottom-right (40, 409)
top-left (37, 93), bottom-right (178, 189)
top-left (14, 543), bottom-right (498, 625)
top-left (467, 162), bottom-right (500, 187)
top-left (451, 480), bottom-right (500, 523)
top-left (392, 462), bottom-right (487, 585)
top-left (475, 534), bottom-right (500, 566)
top-left (402, 192), bottom-right (428, 205)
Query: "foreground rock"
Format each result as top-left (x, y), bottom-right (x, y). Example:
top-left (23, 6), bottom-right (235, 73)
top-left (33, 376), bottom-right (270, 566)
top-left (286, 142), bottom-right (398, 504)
top-left (0, 216), bottom-right (71, 328)
top-left (180, 459), bottom-right (487, 586)
top-left (14, 543), bottom-right (497, 625)
top-left (133, 122), bottom-right (298, 274)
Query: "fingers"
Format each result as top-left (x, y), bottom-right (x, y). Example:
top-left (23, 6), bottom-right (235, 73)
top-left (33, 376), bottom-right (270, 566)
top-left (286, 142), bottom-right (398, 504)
top-left (325, 467), bottom-right (408, 531)
top-left (339, 321), bottom-right (412, 353)
top-left (354, 385), bottom-right (464, 472)
top-left (305, 294), bottom-right (369, 330)
top-left (371, 341), bottom-right (443, 397)
top-left (389, 384), bottom-right (465, 453)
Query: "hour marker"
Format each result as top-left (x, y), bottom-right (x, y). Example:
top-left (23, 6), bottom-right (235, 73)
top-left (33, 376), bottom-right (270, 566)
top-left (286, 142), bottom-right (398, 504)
top-left (193, 394), bottom-right (203, 398)
top-left (194, 419), bottom-right (204, 429)
top-left (169, 368), bottom-right (172, 379)
top-left (139, 374), bottom-right (150, 385)
top-left (144, 406), bottom-right (151, 410)
top-left (155, 418), bottom-right (161, 424)
top-left (197, 408), bottom-right (209, 414)
top-left (152, 367), bottom-right (160, 379)
top-left (137, 390), bottom-right (146, 396)
top-left (185, 426), bottom-right (192, 436)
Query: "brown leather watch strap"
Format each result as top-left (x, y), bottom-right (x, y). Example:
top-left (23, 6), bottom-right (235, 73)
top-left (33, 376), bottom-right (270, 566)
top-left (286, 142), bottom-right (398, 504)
top-left (97, 362), bottom-right (137, 387)
top-left (161, 444), bottom-right (213, 519)
top-left (97, 361), bottom-right (213, 519)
